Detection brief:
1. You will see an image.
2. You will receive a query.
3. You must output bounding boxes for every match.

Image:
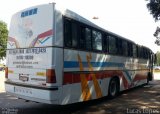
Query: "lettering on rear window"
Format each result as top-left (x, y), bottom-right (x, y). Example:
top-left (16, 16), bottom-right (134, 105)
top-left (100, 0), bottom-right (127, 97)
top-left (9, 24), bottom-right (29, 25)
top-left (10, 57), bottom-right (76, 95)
top-left (21, 8), bottom-right (38, 18)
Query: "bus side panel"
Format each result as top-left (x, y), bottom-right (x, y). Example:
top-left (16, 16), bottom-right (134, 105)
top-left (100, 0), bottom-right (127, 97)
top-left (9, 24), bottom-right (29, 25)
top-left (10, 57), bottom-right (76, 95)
top-left (54, 47), bottom-right (63, 86)
top-left (132, 58), bottom-right (149, 87)
top-left (61, 49), bottom-right (149, 104)
top-left (61, 49), bottom-right (117, 104)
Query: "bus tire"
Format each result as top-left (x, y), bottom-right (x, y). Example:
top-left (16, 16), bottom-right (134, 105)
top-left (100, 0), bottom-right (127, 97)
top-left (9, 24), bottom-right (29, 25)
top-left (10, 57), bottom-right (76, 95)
top-left (108, 77), bottom-right (119, 98)
top-left (148, 72), bottom-right (153, 81)
top-left (147, 75), bottom-right (150, 85)
top-left (145, 72), bottom-right (152, 85)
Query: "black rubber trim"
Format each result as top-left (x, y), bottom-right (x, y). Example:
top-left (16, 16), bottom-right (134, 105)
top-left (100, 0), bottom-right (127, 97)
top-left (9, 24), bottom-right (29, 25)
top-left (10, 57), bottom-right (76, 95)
top-left (5, 81), bottom-right (58, 91)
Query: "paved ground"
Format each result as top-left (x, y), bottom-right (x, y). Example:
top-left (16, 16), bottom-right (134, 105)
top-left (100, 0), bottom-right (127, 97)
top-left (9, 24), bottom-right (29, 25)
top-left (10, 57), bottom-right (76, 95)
top-left (154, 72), bottom-right (160, 80)
top-left (0, 71), bottom-right (5, 92)
top-left (0, 72), bottom-right (160, 114)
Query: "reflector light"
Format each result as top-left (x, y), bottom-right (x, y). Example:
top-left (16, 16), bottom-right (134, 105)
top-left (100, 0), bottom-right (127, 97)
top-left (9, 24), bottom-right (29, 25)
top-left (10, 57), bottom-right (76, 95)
top-left (46, 69), bottom-right (56, 83)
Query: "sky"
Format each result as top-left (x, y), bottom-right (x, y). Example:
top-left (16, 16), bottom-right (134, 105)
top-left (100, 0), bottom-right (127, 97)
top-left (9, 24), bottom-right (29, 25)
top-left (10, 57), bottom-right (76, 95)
top-left (0, 0), bottom-right (159, 53)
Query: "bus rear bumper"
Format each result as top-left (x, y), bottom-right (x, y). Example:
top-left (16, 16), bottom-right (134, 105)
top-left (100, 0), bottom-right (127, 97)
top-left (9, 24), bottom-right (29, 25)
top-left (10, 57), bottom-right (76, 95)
top-left (5, 81), bottom-right (60, 104)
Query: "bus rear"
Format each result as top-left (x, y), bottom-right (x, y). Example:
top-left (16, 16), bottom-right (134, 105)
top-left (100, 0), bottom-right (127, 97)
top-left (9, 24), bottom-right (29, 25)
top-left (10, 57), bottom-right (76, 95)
top-left (5, 3), bottom-right (61, 104)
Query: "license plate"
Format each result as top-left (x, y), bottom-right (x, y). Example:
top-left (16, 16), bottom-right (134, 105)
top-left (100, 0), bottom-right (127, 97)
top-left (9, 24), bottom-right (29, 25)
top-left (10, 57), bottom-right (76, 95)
top-left (19, 75), bottom-right (29, 81)
top-left (14, 86), bottom-right (32, 95)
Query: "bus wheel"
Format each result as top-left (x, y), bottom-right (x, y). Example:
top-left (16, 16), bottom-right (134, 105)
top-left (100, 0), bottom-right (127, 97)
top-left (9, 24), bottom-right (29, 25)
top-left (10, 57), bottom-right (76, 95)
top-left (146, 75), bottom-right (150, 85)
top-left (146, 72), bottom-right (152, 85)
top-left (146, 76), bottom-right (149, 85)
top-left (108, 78), bottom-right (119, 98)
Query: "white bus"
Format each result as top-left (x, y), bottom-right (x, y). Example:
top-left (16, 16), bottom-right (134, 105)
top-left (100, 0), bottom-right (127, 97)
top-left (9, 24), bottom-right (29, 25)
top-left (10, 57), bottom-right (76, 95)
top-left (5, 3), bottom-right (154, 104)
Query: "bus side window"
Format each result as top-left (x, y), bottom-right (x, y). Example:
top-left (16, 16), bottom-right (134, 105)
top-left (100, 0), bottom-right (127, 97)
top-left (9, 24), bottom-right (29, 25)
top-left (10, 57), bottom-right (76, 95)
top-left (92, 30), bottom-right (102, 51)
top-left (108, 35), bottom-right (117, 54)
top-left (140, 47), bottom-right (143, 58)
top-left (133, 44), bottom-right (137, 58)
top-left (128, 42), bottom-right (133, 57)
top-left (79, 27), bottom-right (85, 49)
top-left (71, 22), bottom-right (78, 48)
top-left (64, 18), bottom-right (72, 47)
top-left (64, 18), bottom-right (78, 48)
top-left (143, 48), bottom-right (146, 59)
top-left (145, 48), bottom-right (150, 59)
top-left (137, 46), bottom-right (140, 58)
top-left (147, 49), bottom-right (150, 59)
top-left (79, 26), bottom-right (92, 51)
top-left (117, 38), bottom-right (122, 55)
top-left (103, 34), bottom-right (108, 52)
top-left (122, 40), bottom-right (128, 56)
top-left (85, 28), bottom-right (92, 50)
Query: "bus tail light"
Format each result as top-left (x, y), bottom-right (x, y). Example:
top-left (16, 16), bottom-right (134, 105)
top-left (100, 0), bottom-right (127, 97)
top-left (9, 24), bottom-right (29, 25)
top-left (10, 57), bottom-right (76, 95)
top-left (5, 67), bottom-right (8, 78)
top-left (46, 69), bottom-right (56, 83)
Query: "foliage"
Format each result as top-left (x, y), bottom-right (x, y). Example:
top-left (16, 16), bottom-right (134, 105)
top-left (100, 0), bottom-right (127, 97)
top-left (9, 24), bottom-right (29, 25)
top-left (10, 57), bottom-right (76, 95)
top-left (146, 1), bottom-right (160, 45)
top-left (0, 21), bottom-right (8, 60)
top-left (146, 0), bottom-right (160, 22)
top-left (153, 27), bottom-right (160, 45)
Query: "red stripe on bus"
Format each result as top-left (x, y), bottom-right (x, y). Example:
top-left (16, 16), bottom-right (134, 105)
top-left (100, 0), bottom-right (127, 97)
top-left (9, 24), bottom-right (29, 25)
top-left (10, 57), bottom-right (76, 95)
top-left (63, 71), bottom-right (124, 85)
top-left (37, 30), bottom-right (53, 38)
top-left (63, 71), bottom-right (147, 89)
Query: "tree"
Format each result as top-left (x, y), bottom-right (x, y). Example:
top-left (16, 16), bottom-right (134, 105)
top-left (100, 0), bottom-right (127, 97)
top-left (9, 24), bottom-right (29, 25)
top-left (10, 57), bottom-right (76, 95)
top-left (153, 27), bottom-right (160, 45)
top-left (0, 21), bottom-right (8, 60)
top-left (146, 0), bottom-right (160, 22)
top-left (146, 0), bottom-right (160, 46)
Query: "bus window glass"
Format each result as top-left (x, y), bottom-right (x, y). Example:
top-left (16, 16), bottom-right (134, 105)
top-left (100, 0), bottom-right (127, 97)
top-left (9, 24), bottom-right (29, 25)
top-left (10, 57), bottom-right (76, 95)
top-left (108, 36), bottom-right (117, 54)
top-left (64, 19), bottom-right (72, 47)
top-left (133, 44), bottom-right (137, 58)
top-left (117, 38), bottom-right (122, 55)
top-left (103, 35), bottom-right (108, 52)
top-left (146, 49), bottom-right (149, 59)
top-left (85, 28), bottom-right (92, 50)
top-left (122, 40), bottom-right (128, 56)
top-left (92, 30), bottom-right (102, 51)
top-left (71, 22), bottom-right (78, 47)
top-left (128, 42), bottom-right (133, 57)
top-left (80, 27), bottom-right (86, 49)
top-left (140, 47), bottom-right (144, 58)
